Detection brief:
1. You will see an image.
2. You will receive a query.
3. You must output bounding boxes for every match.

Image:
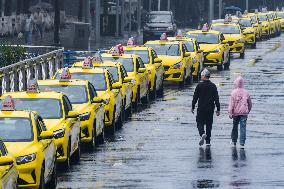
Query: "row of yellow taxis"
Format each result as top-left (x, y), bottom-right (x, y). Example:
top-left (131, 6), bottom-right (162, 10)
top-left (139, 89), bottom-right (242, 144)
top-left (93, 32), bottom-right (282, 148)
top-left (0, 9), bottom-right (284, 189)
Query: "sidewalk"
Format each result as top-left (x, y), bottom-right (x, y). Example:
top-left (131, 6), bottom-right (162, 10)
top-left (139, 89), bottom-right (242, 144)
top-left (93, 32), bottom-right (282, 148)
top-left (0, 28), bottom-right (142, 51)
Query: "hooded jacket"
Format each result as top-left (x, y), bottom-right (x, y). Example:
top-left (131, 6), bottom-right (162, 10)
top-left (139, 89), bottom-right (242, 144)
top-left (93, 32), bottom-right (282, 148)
top-left (228, 76), bottom-right (252, 117)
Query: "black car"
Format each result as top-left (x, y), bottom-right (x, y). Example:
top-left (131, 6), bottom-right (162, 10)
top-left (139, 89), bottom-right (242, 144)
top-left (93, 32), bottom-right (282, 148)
top-left (143, 11), bottom-right (177, 43)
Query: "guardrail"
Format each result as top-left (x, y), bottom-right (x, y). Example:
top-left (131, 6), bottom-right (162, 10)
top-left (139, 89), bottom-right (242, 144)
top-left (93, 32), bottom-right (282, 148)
top-left (0, 46), bottom-right (64, 95)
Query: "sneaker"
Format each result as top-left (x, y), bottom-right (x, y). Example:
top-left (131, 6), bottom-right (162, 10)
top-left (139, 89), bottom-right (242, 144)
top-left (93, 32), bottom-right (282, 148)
top-left (240, 144), bottom-right (245, 149)
top-left (231, 141), bottom-right (236, 147)
top-left (199, 134), bottom-right (207, 146)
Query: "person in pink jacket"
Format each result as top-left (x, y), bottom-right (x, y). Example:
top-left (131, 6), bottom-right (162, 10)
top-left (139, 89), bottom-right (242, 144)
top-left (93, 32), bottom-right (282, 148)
top-left (228, 76), bottom-right (252, 148)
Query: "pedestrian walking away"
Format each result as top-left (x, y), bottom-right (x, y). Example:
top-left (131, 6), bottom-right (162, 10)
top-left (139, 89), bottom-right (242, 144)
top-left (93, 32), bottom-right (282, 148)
top-left (192, 69), bottom-right (220, 147)
top-left (228, 76), bottom-right (252, 149)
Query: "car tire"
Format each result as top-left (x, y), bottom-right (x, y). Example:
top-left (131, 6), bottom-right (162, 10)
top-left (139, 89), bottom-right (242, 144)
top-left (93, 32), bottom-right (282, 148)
top-left (86, 122), bottom-right (96, 150)
top-left (116, 106), bottom-right (124, 129)
top-left (72, 138), bottom-right (81, 163)
top-left (193, 65), bottom-right (200, 82)
top-left (61, 141), bottom-right (71, 169)
top-left (97, 121), bottom-right (105, 144)
top-left (157, 80), bottom-right (164, 97)
top-left (251, 42), bottom-right (256, 49)
top-left (240, 52), bottom-right (245, 59)
top-left (150, 79), bottom-right (157, 100)
top-left (185, 70), bottom-right (192, 85)
top-left (125, 99), bottom-right (132, 118)
top-left (179, 69), bottom-right (186, 87)
top-left (39, 165), bottom-right (45, 189)
top-left (46, 163), bottom-right (57, 189)
top-left (106, 108), bottom-right (116, 135)
top-left (141, 89), bottom-right (149, 104)
top-left (133, 87), bottom-right (140, 109)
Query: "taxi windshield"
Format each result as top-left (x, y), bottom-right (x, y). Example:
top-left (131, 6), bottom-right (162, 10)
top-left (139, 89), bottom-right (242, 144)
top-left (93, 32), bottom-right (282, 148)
top-left (0, 118), bottom-right (33, 142)
top-left (184, 41), bottom-right (195, 52)
top-left (5, 98), bottom-right (63, 119)
top-left (239, 20), bottom-right (252, 27)
top-left (251, 16), bottom-right (257, 22)
top-left (70, 73), bottom-right (107, 91)
top-left (148, 14), bottom-right (171, 23)
top-left (98, 66), bottom-right (119, 82)
top-left (258, 15), bottom-right (268, 21)
top-left (145, 44), bottom-right (180, 56)
top-left (277, 13), bottom-right (284, 19)
top-left (186, 33), bottom-right (219, 44)
top-left (124, 50), bottom-right (150, 64)
top-left (38, 85), bottom-right (88, 104)
top-left (102, 57), bottom-right (134, 72)
top-left (211, 25), bottom-right (240, 34)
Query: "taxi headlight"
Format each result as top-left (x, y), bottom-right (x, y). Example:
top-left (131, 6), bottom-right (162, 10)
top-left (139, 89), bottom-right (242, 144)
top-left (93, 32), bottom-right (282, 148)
top-left (54, 129), bottom-right (65, 139)
top-left (192, 57), bottom-right (197, 64)
top-left (211, 49), bottom-right (220, 53)
top-left (79, 112), bottom-right (91, 121)
top-left (16, 153), bottom-right (36, 165)
top-left (172, 62), bottom-right (183, 69)
top-left (236, 39), bottom-right (245, 43)
top-left (103, 99), bottom-right (110, 105)
top-left (167, 26), bottom-right (173, 31)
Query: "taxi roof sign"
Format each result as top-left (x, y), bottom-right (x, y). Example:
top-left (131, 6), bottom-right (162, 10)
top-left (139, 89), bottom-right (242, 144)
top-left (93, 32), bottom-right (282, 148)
top-left (160, 33), bottom-right (168, 41)
top-left (60, 67), bottom-right (72, 81)
top-left (27, 79), bottom-right (39, 93)
top-left (176, 30), bottom-right (183, 39)
top-left (82, 57), bottom-right (94, 69)
top-left (93, 53), bottom-right (103, 63)
top-left (2, 95), bottom-right (15, 111)
top-left (202, 23), bottom-right (209, 32)
top-left (224, 14), bottom-right (232, 23)
top-left (127, 37), bottom-right (135, 46)
top-left (111, 44), bottom-right (124, 56)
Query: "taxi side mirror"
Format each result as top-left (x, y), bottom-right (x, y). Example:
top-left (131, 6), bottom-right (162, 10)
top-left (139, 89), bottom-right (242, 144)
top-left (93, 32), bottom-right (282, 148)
top-left (154, 58), bottom-right (162, 63)
top-left (0, 156), bottom-right (14, 166)
top-left (222, 40), bottom-right (228, 44)
top-left (67, 111), bottom-right (79, 118)
top-left (112, 82), bottom-right (122, 89)
top-left (123, 77), bottom-right (132, 83)
top-left (92, 97), bottom-right (104, 103)
top-left (39, 131), bottom-right (54, 140)
top-left (138, 68), bottom-right (147, 73)
top-left (184, 52), bottom-right (191, 57)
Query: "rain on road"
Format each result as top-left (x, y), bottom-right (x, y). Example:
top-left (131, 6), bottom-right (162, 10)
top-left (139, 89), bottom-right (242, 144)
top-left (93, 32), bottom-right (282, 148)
top-left (57, 34), bottom-right (284, 189)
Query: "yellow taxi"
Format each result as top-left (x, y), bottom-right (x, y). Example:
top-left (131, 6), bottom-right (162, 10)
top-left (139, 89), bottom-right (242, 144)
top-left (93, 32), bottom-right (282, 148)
top-left (276, 11), bottom-right (284, 31)
top-left (0, 96), bottom-right (57, 188)
top-left (54, 63), bottom-right (123, 134)
top-left (1, 82), bottom-right (81, 169)
top-left (239, 18), bottom-right (257, 48)
top-left (73, 58), bottom-right (133, 118)
top-left (244, 13), bottom-right (263, 40)
top-left (0, 140), bottom-right (18, 189)
top-left (211, 22), bottom-right (246, 58)
top-left (101, 45), bottom-right (150, 106)
top-left (257, 13), bottom-right (273, 38)
top-left (187, 26), bottom-right (230, 71)
top-left (145, 33), bottom-right (192, 86)
top-left (268, 11), bottom-right (281, 36)
top-left (123, 38), bottom-right (164, 98)
top-left (37, 70), bottom-right (105, 150)
top-left (167, 33), bottom-right (204, 81)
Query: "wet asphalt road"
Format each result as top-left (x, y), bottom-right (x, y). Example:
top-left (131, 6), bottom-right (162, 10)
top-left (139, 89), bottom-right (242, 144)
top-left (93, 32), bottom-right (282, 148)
top-left (57, 34), bottom-right (284, 189)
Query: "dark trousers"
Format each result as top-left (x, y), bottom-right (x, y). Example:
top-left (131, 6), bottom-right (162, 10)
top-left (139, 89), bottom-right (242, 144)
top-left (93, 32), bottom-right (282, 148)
top-left (196, 111), bottom-right (214, 144)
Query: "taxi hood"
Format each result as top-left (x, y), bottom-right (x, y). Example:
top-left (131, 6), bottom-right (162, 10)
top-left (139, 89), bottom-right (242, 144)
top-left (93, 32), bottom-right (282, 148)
top-left (157, 55), bottom-right (182, 66)
top-left (5, 142), bottom-right (37, 157)
top-left (223, 34), bottom-right (243, 41)
top-left (199, 44), bottom-right (222, 52)
top-left (72, 103), bottom-right (89, 114)
top-left (43, 118), bottom-right (65, 132)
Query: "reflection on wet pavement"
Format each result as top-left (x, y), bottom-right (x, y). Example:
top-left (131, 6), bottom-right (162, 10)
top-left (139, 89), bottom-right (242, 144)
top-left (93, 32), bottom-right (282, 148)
top-left (57, 34), bottom-right (284, 189)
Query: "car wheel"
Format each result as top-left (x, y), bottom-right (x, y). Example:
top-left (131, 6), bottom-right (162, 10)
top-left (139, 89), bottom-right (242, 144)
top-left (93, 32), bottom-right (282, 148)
top-left (251, 42), bottom-right (256, 49)
top-left (157, 80), bottom-right (164, 97)
top-left (150, 78), bottom-right (157, 100)
top-left (116, 106), bottom-right (124, 129)
top-left (72, 137), bottom-right (81, 163)
top-left (39, 164), bottom-right (45, 189)
top-left (141, 89), bottom-right (149, 104)
top-left (97, 124), bottom-right (105, 144)
top-left (240, 52), bottom-right (245, 59)
top-left (193, 65), bottom-right (200, 82)
top-left (86, 122), bottom-right (96, 150)
top-left (125, 97), bottom-right (132, 118)
top-left (46, 163), bottom-right (57, 189)
top-left (185, 69), bottom-right (192, 85)
top-left (133, 87), bottom-right (140, 109)
top-left (106, 108), bottom-right (116, 135)
top-left (217, 64), bottom-right (223, 71)
top-left (179, 69), bottom-right (186, 87)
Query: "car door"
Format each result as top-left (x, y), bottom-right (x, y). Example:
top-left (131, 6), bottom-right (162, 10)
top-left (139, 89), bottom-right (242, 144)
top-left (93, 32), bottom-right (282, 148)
top-left (88, 83), bottom-right (105, 136)
top-left (0, 142), bottom-right (17, 189)
top-left (36, 116), bottom-right (55, 180)
top-left (136, 57), bottom-right (148, 97)
top-left (62, 96), bottom-right (80, 156)
top-left (151, 49), bottom-right (164, 90)
top-left (120, 65), bottom-right (132, 109)
top-left (108, 72), bottom-right (122, 120)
